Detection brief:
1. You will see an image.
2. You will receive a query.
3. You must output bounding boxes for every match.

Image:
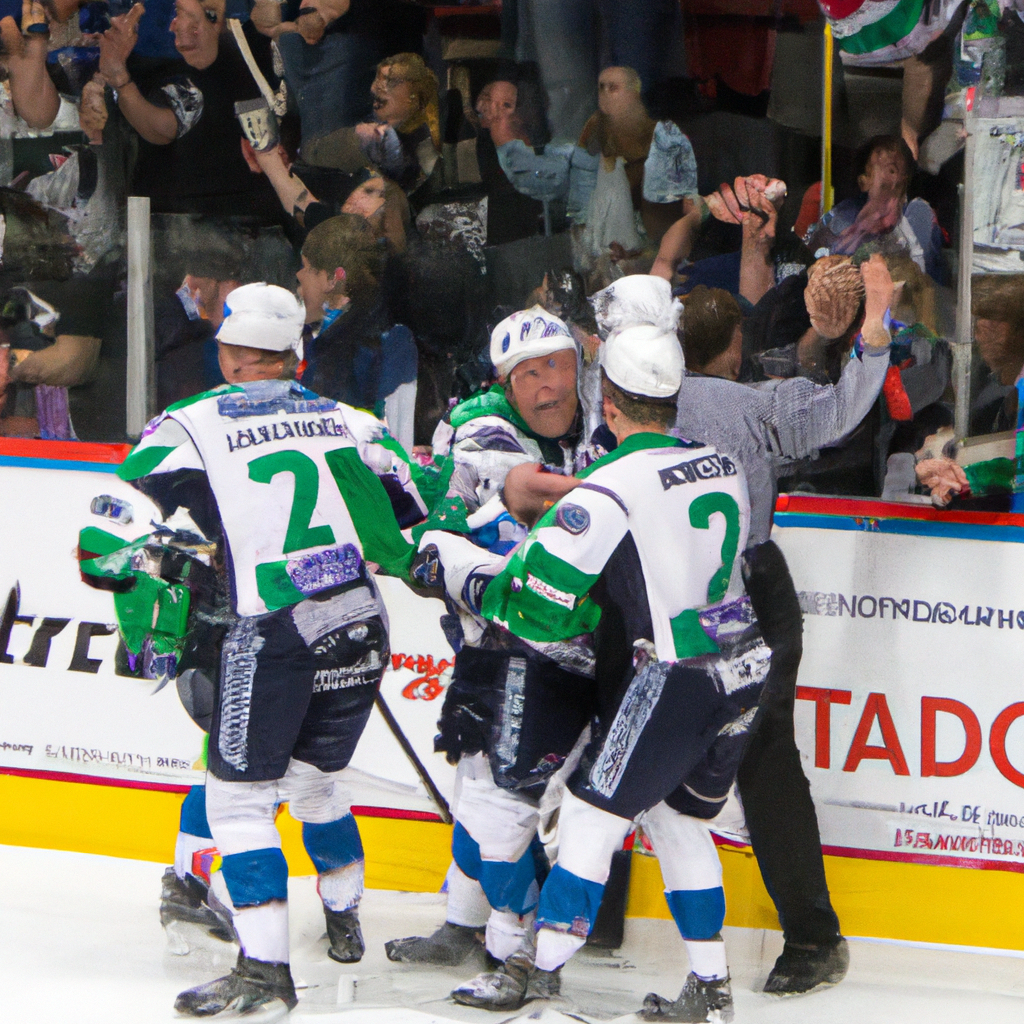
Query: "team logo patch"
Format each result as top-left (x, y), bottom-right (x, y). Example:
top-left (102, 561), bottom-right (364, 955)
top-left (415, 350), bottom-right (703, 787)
top-left (555, 503), bottom-right (590, 535)
top-left (501, 332), bottom-right (511, 353)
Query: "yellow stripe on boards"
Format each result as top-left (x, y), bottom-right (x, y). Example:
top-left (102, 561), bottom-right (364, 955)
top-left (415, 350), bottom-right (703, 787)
top-left (3, 774), bottom-right (1024, 951)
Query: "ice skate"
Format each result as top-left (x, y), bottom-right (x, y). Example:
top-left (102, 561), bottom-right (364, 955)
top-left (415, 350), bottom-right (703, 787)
top-left (160, 867), bottom-right (235, 943)
top-left (763, 937), bottom-right (849, 996)
top-left (640, 972), bottom-right (734, 1023)
top-left (384, 921), bottom-right (484, 965)
top-left (450, 947), bottom-right (559, 1011)
top-left (324, 906), bottom-right (365, 963)
top-left (174, 952), bottom-right (297, 1019)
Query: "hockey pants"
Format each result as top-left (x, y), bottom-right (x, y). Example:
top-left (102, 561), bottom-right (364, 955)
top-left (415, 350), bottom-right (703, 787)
top-left (204, 601), bottom-right (386, 964)
top-left (535, 646), bottom-right (768, 972)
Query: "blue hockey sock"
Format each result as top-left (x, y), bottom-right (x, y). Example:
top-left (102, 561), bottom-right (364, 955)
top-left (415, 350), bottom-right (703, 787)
top-left (303, 814), bottom-right (365, 912)
top-left (220, 847), bottom-right (289, 909)
top-left (452, 822), bottom-right (539, 915)
top-left (537, 863), bottom-right (605, 938)
top-left (664, 886), bottom-right (726, 941)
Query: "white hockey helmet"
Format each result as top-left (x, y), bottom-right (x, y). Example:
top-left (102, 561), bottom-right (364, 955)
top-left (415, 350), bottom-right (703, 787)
top-left (602, 323), bottom-right (684, 398)
top-left (490, 304), bottom-right (576, 378)
top-left (217, 283), bottom-right (305, 355)
top-left (589, 274), bottom-right (682, 338)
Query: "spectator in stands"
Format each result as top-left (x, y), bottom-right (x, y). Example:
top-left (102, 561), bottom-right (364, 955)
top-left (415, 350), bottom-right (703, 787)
top-left (576, 65), bottom-right (696, 245)
top-left (470, 66), bottom-right (548, 244)
top-left (297, 214), bottom-right (416, 445)
top-left (304, 52), bottom-right (440, 197)
top-left (967, 275), bottom-right (1024, 435)
top-left (155, 245), bottom-right (244, 408)
top-left (803, 135), bottom-right (945, 284)
top-left (79, 0), bottom-right (279, 217)
top-left (681, 285), bottom-right (743, 380)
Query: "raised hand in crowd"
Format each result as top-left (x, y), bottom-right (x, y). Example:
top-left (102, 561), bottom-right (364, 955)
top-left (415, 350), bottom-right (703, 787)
top-left (98, 2), bottom-right (177, 145)
top-left (650, 175), bottom-right (787, 290)
top-left (705, 174), bottom-right (787, 225)
top-left (707, 175), bottom-right (787, 305)
top-left (859, 252), bottom-right (896, 348)
top-left (649, 196), bottom-right (705, 281)
top-left (79, 74), bottom-right (109, 145)
top-left (240, 139), bottom-right (318, 221)
top-left (251, 0), bottom-right (349, 43)
top-left (295, 0), bottom-right (350, 44)
top-left (0, 0), bottom-right (59, 128)
top-left (97, 2), bottom-right (142, 87)
top-left (738, 184), bottom-right (778, 306)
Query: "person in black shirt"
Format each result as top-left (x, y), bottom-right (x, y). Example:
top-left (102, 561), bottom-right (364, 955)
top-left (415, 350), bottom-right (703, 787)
top-left (79, 0), bottom-right (278, 218)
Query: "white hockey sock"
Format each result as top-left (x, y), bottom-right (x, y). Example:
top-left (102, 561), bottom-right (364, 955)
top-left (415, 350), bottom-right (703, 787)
top-left (233, 900), bottom-right (290, 964)
top-left (317, 858), bottom-right (364, 912)
top-left (535, 928), bottom-right (586, 972)
top-left (174, 830), bottom-right (214, 882)
top-left (445, 862), bottom-right (491, 928)
top-left (486, 909), bottom-right (528, 961)
top-left (685, 937), bottom-right (728, 980)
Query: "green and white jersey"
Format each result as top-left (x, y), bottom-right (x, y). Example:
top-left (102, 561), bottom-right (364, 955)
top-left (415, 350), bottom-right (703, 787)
top-left (119, 380), bottom-right (425, 617)
top-left (483, 433), bottom-right (752, 663)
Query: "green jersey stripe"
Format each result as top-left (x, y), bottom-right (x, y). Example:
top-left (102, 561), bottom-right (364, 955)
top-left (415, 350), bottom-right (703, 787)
top-left (117, 445), bottom-right (178, 480)
top-left (324, 446), bottom-right (416, 578)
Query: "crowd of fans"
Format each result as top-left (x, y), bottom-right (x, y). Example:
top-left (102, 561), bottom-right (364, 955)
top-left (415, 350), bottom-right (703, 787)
top-left (1, 0), bottom-right (1013, 512)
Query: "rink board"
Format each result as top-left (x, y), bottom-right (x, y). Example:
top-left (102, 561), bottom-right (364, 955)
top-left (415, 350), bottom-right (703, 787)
top-left (3, 440), bottom-right (1024, 949)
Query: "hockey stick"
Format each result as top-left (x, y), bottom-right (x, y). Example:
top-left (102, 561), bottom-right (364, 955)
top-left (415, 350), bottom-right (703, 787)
top-left (374, 691), bottom-right (453, 825)
top-left (227, 18), bottom-right (277, 109)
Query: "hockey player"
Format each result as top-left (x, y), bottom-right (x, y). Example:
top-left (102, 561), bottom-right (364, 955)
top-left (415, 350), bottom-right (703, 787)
top-left (117, 283), bottom-right (427, 1019)
top-left (579, 264), bottom-right (895, 997)
top-left (385, 305), bottom-right (608, 969)
top-left (478, 324), bottom-right (771, 1020)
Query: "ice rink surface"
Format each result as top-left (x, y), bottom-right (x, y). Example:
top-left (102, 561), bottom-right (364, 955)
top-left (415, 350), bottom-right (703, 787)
top-left (2, 844), bottom-right (1024, 1023)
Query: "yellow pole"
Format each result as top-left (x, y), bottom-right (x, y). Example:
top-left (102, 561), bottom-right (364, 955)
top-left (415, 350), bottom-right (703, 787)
top-left (822, 21), bottom-right (835, 214)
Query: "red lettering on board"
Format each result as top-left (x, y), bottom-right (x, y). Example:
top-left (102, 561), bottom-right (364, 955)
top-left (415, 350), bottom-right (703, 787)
top-left (795, 686), bottom-right (852, 769)
top-left (921, 697), bottom-right (982, 777)
top-left (843, 692), bottom-right (910, 775)
top-left (990, 703), bottom-right (1024, 789)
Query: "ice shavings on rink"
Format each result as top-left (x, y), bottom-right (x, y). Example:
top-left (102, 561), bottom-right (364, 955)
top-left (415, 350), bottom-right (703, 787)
top-left (1, 845), bottom-right (1024, 1023)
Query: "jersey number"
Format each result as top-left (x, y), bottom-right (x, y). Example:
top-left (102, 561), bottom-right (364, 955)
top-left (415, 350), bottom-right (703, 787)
top-left (688, 492), bottom-right (741, 603)
top-left (248, 450), bottom-right (337, 553)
